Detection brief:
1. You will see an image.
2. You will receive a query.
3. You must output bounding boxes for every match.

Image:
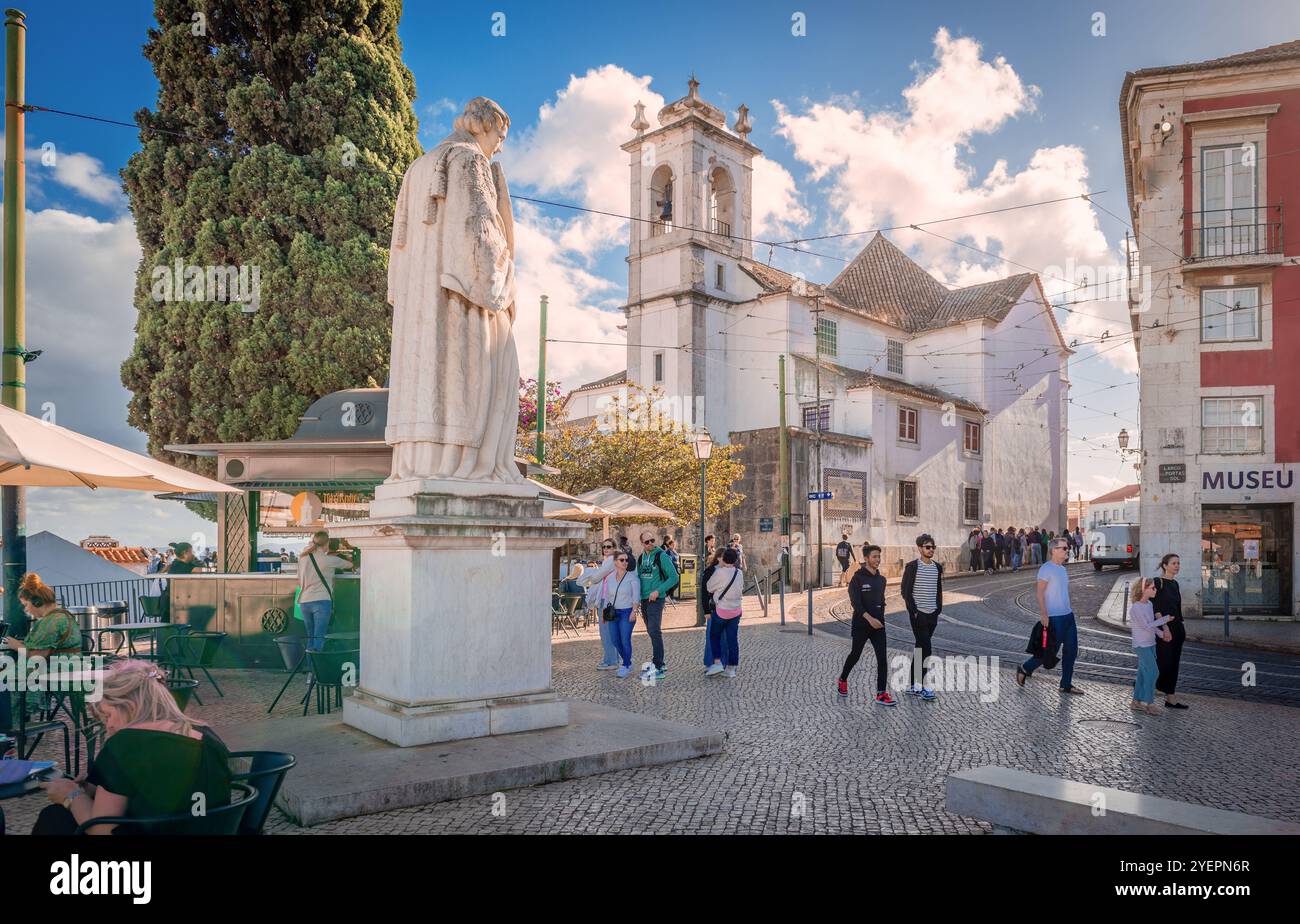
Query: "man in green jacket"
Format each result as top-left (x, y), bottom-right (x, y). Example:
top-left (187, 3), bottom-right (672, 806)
top-left (636, 528), bottom-right (679, 682)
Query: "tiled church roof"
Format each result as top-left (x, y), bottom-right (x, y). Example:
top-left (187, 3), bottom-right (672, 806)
top-left (827, 233), bottom-right (950, 328)
top-left (742, 233), bottom-right (1035, 334)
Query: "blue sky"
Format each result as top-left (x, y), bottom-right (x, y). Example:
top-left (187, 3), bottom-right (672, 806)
top-left (3, 0), bottom-right (1298, 548)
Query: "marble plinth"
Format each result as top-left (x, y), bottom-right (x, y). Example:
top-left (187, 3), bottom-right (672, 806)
top-left (330, 486), bottom-right (587, 747)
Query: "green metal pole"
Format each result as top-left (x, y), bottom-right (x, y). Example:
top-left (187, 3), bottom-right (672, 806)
top-left (696, 459), bottom-right (706, 627)
top-left (778, 354), bottom-right (789, 582)
top-left (536, 294), bottom-right (548, 465)
top-left (3, 8), bottom-right (26, 635)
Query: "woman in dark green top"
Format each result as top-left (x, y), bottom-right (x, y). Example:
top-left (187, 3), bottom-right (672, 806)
top-left (35, 660), bottom-right (231, 834)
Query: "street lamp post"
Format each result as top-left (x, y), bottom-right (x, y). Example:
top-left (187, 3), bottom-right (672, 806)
top-left (692, 428), bottom-right (713, 628)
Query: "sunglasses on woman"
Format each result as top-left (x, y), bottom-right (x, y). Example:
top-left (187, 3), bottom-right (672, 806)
top-left (616, 556), bottom-right (629, 563)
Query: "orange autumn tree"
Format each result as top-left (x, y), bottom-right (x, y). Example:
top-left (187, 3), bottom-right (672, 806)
top-left (543, 384), bottom-right (745, 524)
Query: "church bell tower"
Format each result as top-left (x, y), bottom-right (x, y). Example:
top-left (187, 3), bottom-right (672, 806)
top-left (620, 76), bottom-right (760, 436)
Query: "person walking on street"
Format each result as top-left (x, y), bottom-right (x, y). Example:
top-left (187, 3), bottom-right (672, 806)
top-left (1016, 537), bottom-right (1084, 694)
top-left (297, 530), bottom-right (354, 652)
top-left (968, 528), bottom-right (982, 573)
top-left (1010, 528), bottom-right (1023, 573)
top-left (603, 550), bottom-right (641, 678)
top-left (836, 532), bottom-right (856, 587)
top-left (662, 536), bottom-right (681, 601)
top-left (1128, 577), bottom-right (1172, 716)
top-left (1026, 527), bottom-right (1040, 566)
top-left (1039, 529), bottom-right (1049, 566)
top-left (981, 530), bottom-right (997, 574)
top-left (728, 534), bottom-right (748, 573)
top-left (836, 545), bottom-right (897, 706)
top-left (705, 548), bottom-right (744, 678)
top-left (900, 534), bottom-right (943, 700)
top-left (1153, 554), bottom-right (1189, 709)
top-left (701, 546), bottom-right (722, 670)
top-left (636, 529), bottom-right (678, 682)
top-left (582, 540), bottom-right (621, 670)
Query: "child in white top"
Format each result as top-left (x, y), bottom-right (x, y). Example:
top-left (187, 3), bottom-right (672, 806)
top-left (1129, 577), bottom-right (1173, 716)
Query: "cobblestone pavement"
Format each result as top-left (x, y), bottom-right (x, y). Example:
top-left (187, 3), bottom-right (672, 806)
top-left (6, 564), bottom-right (1297, 834)
top-left (827, 563), bottom-right (1300, 706)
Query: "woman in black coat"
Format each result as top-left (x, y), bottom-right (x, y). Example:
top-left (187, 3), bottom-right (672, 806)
top-left (1152, 553), bottom-right (1188, 709)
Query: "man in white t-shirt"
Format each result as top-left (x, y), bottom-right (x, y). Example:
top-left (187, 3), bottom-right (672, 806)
top-left (298, 530), bottom-right (353, 651)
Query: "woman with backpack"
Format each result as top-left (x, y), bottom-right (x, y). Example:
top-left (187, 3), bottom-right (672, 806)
top-left (705, 548), bottom-right (743, 678)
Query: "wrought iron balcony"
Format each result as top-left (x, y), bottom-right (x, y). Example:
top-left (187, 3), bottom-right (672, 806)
top-left (711, 218), bottom-right (732, 238)
top-left (1187, 205), bottom-right (1282, 261)
top-left (650, 219), bottom-right (673, 237)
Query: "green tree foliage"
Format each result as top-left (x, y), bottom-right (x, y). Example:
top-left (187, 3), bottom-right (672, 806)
top-left (120, 0), bottom-right (421, 469)
top-left (543, 385), bottom-right (745, 524)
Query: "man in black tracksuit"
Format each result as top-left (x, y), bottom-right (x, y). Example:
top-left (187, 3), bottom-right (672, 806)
top-left (837, 544), bottom-right (897, 706)
top-left (900, 533), bottom-right (944, 699)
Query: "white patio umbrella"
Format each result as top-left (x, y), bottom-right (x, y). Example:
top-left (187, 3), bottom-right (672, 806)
top-left (531, 479), bottom-right (611, 518)
top-left (0, 404), bottom-right (240, 493)
top-left (544, 486), bottom-right (673, 539)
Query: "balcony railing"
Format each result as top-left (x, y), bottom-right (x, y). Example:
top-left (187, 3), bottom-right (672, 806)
top-left (649, 219), bottom-right (673, 237)
top-left (711, 218), bottom-right (732, 238)
top-left (50, 577), bottom-right (164, 623)
top-left (1187, 205), bottom-right (1282, 261)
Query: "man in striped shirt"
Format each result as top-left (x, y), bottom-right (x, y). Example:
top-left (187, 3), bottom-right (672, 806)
top-left (900, 533), bottom-right (943, 701)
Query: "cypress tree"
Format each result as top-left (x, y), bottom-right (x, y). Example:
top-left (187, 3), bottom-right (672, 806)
top-left (121, 0), bottom-right (421, 469)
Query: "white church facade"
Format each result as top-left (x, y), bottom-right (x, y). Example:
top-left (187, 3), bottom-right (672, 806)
top-left (566, 79), bottom-right (1071, 580)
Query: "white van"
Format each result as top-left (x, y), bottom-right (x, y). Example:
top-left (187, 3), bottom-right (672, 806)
top-left (1090, 524), bottom-right (1139, 570)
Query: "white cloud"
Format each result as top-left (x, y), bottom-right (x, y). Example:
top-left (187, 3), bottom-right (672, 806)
top-left (752, 154), bottom-right (810, 242)
top-left (770, 27), bottom-right (1132, 373)
top-left (497, 66), bottom-right (669, 389)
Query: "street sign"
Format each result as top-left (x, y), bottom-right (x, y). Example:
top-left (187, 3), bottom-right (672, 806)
top-left (1158, 463), bottom-right (1186, 484)
top-left (807, 491), bottom-right (833, 501)
top-left (759, 517), bottom-right (774, 532)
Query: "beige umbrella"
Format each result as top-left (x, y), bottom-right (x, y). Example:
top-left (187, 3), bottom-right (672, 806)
top-left (545, 486), bottom-right (673, 539)
top-left (0, 405), bottom-right (241, 493)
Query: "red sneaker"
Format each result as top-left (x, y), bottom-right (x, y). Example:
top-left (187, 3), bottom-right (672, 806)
top-left (874, 691), bottom-right (898, 707)
top-left (837, 679), bottom-right (848, 697)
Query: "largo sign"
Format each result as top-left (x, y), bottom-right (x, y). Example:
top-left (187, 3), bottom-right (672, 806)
top-left (1202, 467), bottom-right (1296, 492)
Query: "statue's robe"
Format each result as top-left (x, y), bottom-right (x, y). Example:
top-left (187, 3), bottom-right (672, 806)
top-left (385, 129), bottom-right (525, 484)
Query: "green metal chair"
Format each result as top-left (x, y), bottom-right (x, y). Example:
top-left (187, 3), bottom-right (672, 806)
top-left (228, 751), bottom-right (297, 835)
top-left (161, 630), bottom-right (228, 702)
top-left (303, 648), bottom-right (360, 716)
top-left (74, 782), bottom-right (257, 835)
top-left (551, 593), bottom-right (584, 638)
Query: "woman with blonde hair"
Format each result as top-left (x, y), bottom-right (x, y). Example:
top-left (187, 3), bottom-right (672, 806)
top-left (1128, 578), bottom-right (1173, 717)
top-left (34, 660), bottom-right (231, 834)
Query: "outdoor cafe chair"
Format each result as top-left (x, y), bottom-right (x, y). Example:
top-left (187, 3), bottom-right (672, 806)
top-left (165, 677), bottom-right (200, 712)
top-left (551, 593), bottom-right (584, 638)
top-left (74, 781), bottom-right (257, 835)
top-left (228, 750), bottom-right (297, 835)
top-left (139, 595), bottom-right (164, 622)
top-left (161, 630), bottom-right (228, 702)
top-left (303, 648), bottom-right (360, 716)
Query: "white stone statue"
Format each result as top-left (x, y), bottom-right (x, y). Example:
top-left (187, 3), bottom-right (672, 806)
top-left (384, 97), bottom-right (527, 485)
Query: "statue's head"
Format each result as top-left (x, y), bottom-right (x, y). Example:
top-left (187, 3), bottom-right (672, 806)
top-left (455, 97), bottom-right (510, 158)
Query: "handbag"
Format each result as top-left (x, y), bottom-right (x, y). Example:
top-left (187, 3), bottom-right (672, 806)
top-left (710, 569), bottom-right (739, 611)
top-left (601, 573), bottom-right (628, 623)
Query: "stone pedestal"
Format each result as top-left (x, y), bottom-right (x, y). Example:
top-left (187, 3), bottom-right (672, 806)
top-left (330, 481), bottom-right (587, 747)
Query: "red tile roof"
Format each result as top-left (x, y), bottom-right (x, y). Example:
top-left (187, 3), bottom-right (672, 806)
top-left (1089, 483), bottom-right (1140, 505)
top-left (84, 546), bottom-right (151, 565)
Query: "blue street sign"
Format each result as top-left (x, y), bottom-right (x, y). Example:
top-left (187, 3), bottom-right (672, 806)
top-left (807, 491), bottom-right (832, 501)
top-left (759, 517), bottom-right (774, 532)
